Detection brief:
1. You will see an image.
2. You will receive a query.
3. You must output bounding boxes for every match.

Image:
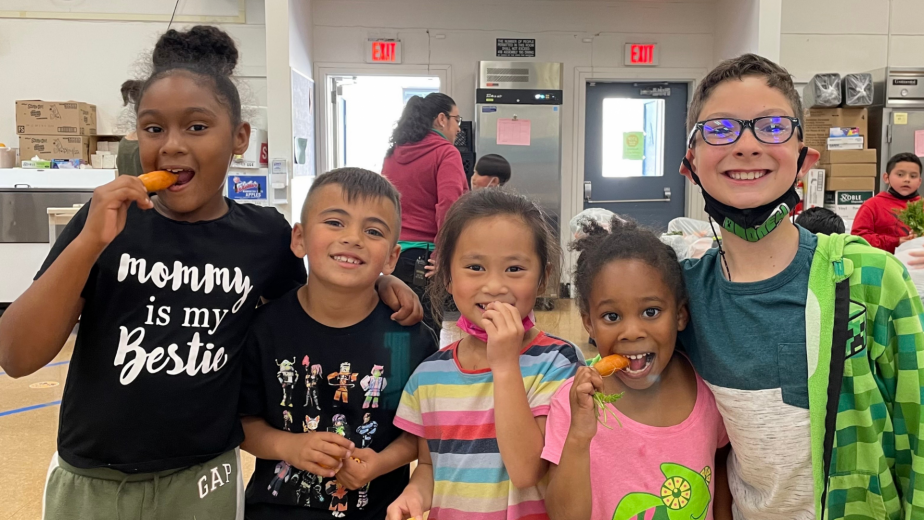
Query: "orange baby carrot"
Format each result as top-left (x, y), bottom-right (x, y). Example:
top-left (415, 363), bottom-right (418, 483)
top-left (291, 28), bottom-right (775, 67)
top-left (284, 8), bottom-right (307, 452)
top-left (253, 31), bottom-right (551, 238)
top-left (593, 353), bottom-right (629, 377)
top-left (138, 170), bottom-right (178, 192)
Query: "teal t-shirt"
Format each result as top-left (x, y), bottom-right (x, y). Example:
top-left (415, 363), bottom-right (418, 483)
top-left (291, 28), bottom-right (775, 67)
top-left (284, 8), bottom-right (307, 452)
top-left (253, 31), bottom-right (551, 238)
top-left (678, 225), bottom-right (819, 518)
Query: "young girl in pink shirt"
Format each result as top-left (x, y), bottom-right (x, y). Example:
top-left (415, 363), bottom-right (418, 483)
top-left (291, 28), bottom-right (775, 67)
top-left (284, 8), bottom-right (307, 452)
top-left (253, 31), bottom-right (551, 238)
top-left (543, 217), bottom-right (731, 520)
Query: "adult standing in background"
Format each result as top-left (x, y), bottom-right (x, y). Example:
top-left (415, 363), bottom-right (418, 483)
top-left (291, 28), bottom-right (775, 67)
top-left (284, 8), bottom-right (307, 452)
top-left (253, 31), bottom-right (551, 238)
top-left (116, 80), bottom-right (144, 177)
top-left (382, 93), bottom-right (467, 328)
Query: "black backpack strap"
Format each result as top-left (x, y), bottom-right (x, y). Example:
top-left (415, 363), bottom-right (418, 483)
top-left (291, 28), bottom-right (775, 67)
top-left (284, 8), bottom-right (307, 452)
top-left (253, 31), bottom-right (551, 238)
top-left (820, 277), bottom-right (850, 519)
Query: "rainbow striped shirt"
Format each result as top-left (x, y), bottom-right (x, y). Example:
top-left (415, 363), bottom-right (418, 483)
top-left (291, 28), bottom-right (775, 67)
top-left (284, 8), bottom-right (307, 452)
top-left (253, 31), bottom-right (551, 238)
top-left (394, 332), bottom-right (583, 520)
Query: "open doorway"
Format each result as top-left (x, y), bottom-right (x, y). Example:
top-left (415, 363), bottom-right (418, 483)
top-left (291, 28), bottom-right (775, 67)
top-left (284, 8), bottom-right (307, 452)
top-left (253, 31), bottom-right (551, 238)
top-left (329, 75), bottom-right (440, 173)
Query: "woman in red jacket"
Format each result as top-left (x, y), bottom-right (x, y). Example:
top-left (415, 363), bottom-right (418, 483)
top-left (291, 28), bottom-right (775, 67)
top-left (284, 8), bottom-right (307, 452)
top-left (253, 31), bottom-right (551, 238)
top-left (382, 93), bottom-right (468, 327)
top-left (851, 152), bottom-right (922, 253)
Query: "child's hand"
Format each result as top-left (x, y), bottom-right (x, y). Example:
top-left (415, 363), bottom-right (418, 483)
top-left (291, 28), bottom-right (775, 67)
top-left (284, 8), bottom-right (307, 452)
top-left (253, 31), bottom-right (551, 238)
top-left (377, 275), bottom-right (424, 326)
top-left (901, 233), bottom-right (918, 244)
top-left (424, 258), bottom-right (437, 279)
top-left (281, 431), bottom-right (354, 478)
top-left (78, 176), bottom-right (154, 252)
top-left (387, 485), bottom-right (428, 520)
top-left (483, 302), bottom-right (525, 372)
top-left (335, 447), bottom-right (379, 490)
top-left (569, 366), bottom-right (605, 443)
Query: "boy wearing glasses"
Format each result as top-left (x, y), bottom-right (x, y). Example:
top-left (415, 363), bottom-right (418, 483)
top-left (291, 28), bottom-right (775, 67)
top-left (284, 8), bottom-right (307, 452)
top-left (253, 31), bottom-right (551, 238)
top-left (679, 54), bottom-right (924, 520)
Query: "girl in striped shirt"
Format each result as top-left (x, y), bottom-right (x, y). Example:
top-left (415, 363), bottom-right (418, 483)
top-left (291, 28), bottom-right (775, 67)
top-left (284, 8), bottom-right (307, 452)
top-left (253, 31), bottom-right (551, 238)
top-left (389, 189), bottom-right (583, 520)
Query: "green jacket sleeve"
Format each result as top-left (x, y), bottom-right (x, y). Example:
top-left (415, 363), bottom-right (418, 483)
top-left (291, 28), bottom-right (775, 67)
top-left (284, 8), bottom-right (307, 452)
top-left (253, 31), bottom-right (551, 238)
top-left (871, 257), bottom-right (924, 519)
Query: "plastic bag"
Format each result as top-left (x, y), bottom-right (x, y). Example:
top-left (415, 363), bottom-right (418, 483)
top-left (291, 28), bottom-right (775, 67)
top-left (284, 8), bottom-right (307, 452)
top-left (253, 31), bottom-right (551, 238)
top-left (570, 208), bottom-right (623, 239)
top-left (803, 73), bottom-right (842, 108)
top-left (842, 73), bottom-right (873, 107)
top-left (894, 237), bottom-right (924, 299)
top-left (661, 217), bottom-right (717, 261)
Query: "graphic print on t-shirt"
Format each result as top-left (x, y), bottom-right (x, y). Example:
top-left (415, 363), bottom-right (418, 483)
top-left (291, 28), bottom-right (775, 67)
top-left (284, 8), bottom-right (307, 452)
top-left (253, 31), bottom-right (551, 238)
top-left (613, 463), bottom-right (713, 520)
top-left (328, 362), bottom-right (359, 403)
top-left (115, 253), bottom-right (255, 386)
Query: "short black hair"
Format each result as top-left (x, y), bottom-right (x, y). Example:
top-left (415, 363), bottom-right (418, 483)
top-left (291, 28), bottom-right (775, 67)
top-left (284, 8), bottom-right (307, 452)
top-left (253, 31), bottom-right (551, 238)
top-left (795, 207), bottom-right (845, 235)
top-left (688, 54), bottom-right (802, 132)
top-left (886, 152), bottom-right (923, 175)
top-left (570, 217), bottom-right (686, 315)
top-left (474, 154), bottom-right (512, 185)
top-left (138, 26), bottom-right (243, 127)
top-left (303, 167), bottom-right (402, 239)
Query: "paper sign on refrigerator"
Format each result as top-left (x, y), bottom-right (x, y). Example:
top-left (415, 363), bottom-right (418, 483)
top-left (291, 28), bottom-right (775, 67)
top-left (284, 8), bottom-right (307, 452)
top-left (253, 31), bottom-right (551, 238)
top-left (916, 130), bottom-right (924, 157)
top-left (497, 119), bottom-right (531, 146)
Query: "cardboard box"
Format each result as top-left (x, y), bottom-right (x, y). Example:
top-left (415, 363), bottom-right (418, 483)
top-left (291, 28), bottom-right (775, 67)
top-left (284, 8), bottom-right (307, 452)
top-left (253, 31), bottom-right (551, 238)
top-left (824, 190), bottom-right (874, 220)
top-left (819, 163), bottom-right (878, 178)
top-left (825, 176), bottom-right (876, 191)
top-left (829, 127), bottom-right (860, 137)
top-left (19, 135), bottom-right (96, 164)
top-left (826, 136), bottom-right (864, 150)
top-left (803, 169), bottom-right (825, 209)
top-left (804, 107), bottom-right (868, 149)
top-left (15, 100), bottom-right (98, 136)
top-left (819, 148), bottom-right (877, 165)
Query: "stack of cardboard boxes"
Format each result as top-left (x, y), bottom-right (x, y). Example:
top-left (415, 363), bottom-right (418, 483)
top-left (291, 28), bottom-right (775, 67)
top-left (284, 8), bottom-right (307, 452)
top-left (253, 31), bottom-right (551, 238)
top-left (16, 100), bottom-right (98, 167)
top-left (802, 107), bottom-right (877, 223)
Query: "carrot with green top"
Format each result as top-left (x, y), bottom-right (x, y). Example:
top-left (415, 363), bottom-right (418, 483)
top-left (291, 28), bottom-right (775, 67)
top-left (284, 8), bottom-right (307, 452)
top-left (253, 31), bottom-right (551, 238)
top-left (592, 354), bottom-right (628, 429)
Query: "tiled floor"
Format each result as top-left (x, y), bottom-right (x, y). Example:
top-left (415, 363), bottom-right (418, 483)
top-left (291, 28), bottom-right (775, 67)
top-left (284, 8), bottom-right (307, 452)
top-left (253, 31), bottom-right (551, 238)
top-left (0, 300), bottom-right (591, 519)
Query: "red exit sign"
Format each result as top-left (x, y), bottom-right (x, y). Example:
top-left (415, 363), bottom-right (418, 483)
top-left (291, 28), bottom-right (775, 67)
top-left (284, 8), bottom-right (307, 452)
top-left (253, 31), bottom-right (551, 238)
top-left (365, 40), bottom-right (403, 64)
top-left (625, 43), bottom-right (659, 66)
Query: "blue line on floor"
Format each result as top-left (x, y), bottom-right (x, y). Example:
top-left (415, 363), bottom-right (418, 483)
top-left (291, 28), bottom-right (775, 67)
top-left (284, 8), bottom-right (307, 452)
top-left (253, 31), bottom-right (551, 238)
top-left (0, 359), bottom-right (70, 377)
top-left (0, 400), bottom-right (62, 417)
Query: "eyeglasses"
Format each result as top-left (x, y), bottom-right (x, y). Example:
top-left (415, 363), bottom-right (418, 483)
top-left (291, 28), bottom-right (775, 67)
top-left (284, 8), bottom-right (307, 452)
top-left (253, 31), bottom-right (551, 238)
top-left (446, 114), bottom-right (463, 124)
top-left (688, 116), bottom-right (803, 147)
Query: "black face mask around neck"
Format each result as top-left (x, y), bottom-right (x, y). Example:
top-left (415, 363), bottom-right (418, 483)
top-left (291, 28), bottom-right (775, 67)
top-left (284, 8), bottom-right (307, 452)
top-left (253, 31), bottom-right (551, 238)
top-left (682, 147), bottom-right (809, 243)
top-left (888, 187), bottom-right (920, 201)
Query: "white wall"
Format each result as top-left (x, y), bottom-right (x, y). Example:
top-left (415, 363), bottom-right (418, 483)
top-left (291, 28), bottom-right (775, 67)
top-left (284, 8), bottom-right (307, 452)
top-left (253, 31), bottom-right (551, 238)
top-left (309, 0), bottom-right (716, 239)
top-left (781, 0), bottom-right (924, 82)
top-left (0, 0), bottom-right (268, 147)
top-left (714, 0), bottom-right (759, 63)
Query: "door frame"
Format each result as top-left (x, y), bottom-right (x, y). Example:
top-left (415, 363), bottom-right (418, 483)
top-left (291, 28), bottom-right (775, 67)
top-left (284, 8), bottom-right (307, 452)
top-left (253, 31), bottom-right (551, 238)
top-left (315, 63), bottom-right (453, 174)
top-left (570, 67), bottom-right (709, 228)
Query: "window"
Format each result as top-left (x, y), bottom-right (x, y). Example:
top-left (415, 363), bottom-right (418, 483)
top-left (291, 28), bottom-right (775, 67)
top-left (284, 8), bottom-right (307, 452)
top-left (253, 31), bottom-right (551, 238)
top-left (601, 98), bottom-right (665, 178)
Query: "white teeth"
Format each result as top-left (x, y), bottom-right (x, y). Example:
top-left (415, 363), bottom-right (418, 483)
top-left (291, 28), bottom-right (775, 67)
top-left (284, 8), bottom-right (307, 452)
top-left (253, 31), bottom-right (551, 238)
top-left (729, 171), bottom-right (766, 180)
top-left (625, 353), bottom-right (650, 360)
top-left (333, 255), bottom-right (361, 265)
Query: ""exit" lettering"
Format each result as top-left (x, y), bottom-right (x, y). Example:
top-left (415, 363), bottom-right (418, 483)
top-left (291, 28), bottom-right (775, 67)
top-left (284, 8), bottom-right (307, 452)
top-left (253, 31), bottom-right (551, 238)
top-left (631, 44), bottom-right (655, 64)
top-left (372, 42), bottom-right (397, 62)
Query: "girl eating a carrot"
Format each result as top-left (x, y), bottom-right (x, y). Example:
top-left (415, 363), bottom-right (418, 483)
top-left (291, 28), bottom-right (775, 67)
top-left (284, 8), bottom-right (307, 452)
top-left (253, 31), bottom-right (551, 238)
top-left (543, 217), bottom-right (732, 520)
top-left (389, 189), bottom-right (583, 520)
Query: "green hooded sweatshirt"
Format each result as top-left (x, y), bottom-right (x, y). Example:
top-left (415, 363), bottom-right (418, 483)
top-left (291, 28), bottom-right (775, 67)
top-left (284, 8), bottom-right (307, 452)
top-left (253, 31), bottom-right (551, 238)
top-left (807, 232), bottom-right (924, 520)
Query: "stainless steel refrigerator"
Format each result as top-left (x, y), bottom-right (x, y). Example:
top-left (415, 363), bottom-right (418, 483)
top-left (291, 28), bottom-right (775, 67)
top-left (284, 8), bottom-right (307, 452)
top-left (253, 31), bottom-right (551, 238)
top-left (868, 67), bottom-right (924, 190)
top-left (475, 61), bottom-right (563, 229)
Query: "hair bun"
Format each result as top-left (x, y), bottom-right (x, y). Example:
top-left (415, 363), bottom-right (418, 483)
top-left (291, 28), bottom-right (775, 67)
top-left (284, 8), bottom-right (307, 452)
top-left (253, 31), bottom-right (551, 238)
top-left (152, 25), bottom-right (238, 76)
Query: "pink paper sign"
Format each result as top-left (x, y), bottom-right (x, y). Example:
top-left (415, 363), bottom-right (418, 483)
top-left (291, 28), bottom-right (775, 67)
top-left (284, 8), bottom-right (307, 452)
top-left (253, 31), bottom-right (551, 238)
top-left (916, 129), bottom-right (924, 157)
top-left (497, 119), bottom-right (531, 146)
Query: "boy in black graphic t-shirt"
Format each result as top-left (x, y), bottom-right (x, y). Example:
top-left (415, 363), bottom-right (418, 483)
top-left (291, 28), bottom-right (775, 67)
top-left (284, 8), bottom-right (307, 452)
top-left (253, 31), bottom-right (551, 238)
top-left (240, 168), bottom-right (437, 520)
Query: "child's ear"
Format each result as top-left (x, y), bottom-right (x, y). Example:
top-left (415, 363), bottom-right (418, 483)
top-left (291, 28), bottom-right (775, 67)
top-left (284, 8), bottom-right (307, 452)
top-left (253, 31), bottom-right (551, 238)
top-left (679, 149), bottom-right (697, 183)
top-left (290, 223), bottom-right (307, 259)
top-left (676, 302), bottom-right (690, 332)
top-left (882, 172), bottom-right (891, 186)
top-left (233, 121), bottom-right (252, 156)
top-left (381, 244), bottom-right (401, 276)
top-left (538, 263), bottom-right (553, 294)
top-left (581, 311), bottom-right (595, 340)
top-left (798, 146), bottom-right (821, 176)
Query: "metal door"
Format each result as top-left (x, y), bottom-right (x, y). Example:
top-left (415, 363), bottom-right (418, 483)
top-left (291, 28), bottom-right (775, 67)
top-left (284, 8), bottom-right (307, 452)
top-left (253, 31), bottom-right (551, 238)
top-left (583, 81), bottom-right (688, 229)
top-left (883, 107), bottom-right (924, 179)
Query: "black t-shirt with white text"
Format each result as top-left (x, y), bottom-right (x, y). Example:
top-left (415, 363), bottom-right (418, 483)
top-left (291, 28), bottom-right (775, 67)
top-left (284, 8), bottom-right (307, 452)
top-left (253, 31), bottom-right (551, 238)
top-left (240, 290), bottom-right (437, 520)
top-left (36, 199), bottom-right (306, 473)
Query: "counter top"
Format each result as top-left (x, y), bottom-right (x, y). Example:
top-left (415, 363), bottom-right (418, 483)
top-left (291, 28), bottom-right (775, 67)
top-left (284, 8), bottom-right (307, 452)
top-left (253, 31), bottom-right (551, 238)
top-left (0, 169), bottom-right (116, 189)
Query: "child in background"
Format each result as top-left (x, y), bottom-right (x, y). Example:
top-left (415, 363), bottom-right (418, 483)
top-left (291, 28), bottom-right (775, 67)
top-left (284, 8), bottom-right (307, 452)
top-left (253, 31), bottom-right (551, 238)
top-left (851, 152), bottom-right (922, 253)
top-left (0, 26), bottom-right (418, 520)
top-left (794, 207), bottom-right (846, 235)
top-left (388, 189), bottom-right (583, 520)
top-left (543, 217), bottom-right (730, 520)
top-left (470, 154), bottom-right (512, 189)
top-left (679, 53), bottom-right (924, 520)
top-left (239, 168), bottom-right (437, 520)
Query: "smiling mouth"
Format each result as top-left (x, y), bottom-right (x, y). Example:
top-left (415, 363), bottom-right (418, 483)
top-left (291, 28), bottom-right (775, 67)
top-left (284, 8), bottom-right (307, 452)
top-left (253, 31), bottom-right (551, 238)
top-left (724, 170), bottom-right (770, 181)
top-left (332, 255), bottom-right (363, 265)
top-left (623, 353), bottom-right (654, 374)
top-left (163, 168), bottom-right (195, 187)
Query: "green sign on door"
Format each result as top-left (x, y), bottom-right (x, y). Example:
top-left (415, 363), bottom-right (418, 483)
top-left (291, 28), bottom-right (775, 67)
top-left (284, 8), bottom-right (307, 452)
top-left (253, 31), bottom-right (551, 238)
top-left (623, 131), bottom-right (644, 160)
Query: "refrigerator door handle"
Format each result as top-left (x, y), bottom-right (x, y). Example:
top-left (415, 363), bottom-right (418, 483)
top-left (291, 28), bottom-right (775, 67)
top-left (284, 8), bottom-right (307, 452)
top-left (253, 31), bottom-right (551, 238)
top-left (583, 182), bottom-right (671, 203)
